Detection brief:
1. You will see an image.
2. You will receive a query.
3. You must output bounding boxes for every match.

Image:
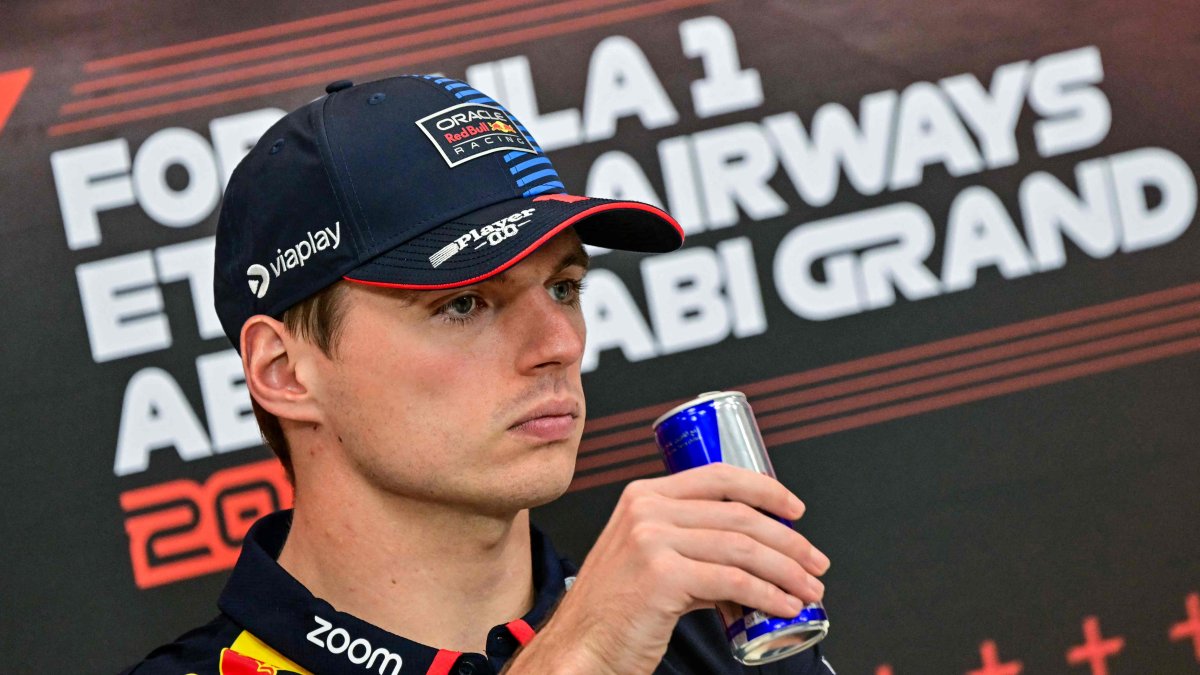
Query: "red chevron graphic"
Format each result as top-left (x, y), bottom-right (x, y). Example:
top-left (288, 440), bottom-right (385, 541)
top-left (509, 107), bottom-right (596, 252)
top-left (0, 68), bottom-right (33, 138)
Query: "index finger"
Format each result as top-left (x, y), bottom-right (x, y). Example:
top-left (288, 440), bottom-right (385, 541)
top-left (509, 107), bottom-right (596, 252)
top-left (642, 463), bottom-right (806, 521)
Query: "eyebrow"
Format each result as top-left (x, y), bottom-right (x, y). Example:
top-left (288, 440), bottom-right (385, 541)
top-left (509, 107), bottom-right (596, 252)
top-left (370, 241), bottom-right (591, 306)
top-left (491, 241), bottom-right (591, 285)
top-left (557, 242), bottom-right (592, 274)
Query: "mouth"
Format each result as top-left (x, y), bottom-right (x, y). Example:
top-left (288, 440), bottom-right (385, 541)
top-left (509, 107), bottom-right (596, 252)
top-left (508, 400), bottom-right (581, 441)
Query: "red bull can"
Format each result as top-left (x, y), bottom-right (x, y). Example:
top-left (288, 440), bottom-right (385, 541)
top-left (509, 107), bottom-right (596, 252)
top-left (652, 391), bottom-right (829, 665)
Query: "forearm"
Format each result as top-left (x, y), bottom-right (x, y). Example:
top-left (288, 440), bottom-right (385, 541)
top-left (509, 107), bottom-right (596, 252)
top-left (501, 617), bottom-right (618, 675)
top-left (502, 595), bottom-right (659, 675)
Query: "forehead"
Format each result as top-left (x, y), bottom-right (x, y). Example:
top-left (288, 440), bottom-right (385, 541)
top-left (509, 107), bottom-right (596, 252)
top-left (488, 227), bottom-right (590, 283)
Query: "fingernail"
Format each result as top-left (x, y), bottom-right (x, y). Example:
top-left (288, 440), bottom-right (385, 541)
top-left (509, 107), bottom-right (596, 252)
top-left (811, 548), bottom-right (831, 574)
top-left (808, 577), bottom-right (825, 597)
top-left (787, 595), bottom-right (807, 615)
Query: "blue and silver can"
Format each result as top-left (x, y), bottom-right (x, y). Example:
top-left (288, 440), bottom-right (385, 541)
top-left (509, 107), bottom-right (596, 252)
top-left (652, 391), bottom-right (829, 666)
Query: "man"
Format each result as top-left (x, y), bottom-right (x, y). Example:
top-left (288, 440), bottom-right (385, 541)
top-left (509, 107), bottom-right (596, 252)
top-left (122, 75), bottom-right (834, 675)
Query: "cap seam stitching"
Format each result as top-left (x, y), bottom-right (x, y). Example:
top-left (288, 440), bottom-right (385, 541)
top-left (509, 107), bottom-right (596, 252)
top-left (325, 98), bottom-right (376, 251)
top-left (312, 94), bottom-right (368, 257)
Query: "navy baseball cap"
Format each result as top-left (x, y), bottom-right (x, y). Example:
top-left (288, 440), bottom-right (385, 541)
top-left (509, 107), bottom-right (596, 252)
top-left (214, 74), bottom-right (684, 347)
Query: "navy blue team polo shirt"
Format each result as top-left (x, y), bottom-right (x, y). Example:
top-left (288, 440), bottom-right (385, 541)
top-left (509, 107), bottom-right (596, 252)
top-left (121, 510), bottom-right (835, 674)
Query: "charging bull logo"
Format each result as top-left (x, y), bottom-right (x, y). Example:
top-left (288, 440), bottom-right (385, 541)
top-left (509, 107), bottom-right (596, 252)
top-left (416, 102), bottom-right (534, 167)
top-left (220, 648), bottom-right (282, 675)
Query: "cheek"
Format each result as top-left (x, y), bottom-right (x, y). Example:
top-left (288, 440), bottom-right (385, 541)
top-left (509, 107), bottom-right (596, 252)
top-left (572, 311), bottom-right (587, 347)
top-left (329, 330), bottom-right (495, 440)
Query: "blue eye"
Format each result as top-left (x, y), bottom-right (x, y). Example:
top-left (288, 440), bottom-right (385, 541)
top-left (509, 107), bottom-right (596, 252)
top-left (437, 295), bottom-right (482, 324)
top-left (549, 279), bottom-right (585, 304)
top-left (448, 296), bottom-right (476, 315)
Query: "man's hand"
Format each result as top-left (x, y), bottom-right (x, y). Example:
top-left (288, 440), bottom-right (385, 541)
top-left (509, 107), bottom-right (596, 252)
top-left (507, 463), bottom-right (830, 674)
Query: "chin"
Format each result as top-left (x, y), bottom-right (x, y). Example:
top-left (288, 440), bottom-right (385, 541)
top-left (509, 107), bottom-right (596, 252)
top-left (483, 451), bottom-right (577, 513)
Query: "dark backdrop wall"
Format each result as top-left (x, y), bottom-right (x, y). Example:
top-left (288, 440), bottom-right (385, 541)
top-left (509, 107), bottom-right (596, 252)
top-left (1, 1), bottom-right (1198, 672)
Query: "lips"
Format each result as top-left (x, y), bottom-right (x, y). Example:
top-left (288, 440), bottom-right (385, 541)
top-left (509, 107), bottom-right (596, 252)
top-left (509, 399), bottom-right (581, 441)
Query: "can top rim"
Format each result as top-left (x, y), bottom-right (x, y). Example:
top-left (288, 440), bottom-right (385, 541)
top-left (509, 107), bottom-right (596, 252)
top-left (651, 390), bottom-right (747, 430)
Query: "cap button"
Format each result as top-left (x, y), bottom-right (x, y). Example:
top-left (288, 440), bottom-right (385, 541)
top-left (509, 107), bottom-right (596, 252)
top-left (325, 80), bottom-right (354, 94)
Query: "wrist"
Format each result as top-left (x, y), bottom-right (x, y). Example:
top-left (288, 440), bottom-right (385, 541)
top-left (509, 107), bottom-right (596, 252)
top-left (504, 615), bottom-right (620, 675)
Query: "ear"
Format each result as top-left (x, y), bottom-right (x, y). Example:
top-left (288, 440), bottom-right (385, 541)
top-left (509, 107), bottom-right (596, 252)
top-left (241, 315), bottom-right (323, 425)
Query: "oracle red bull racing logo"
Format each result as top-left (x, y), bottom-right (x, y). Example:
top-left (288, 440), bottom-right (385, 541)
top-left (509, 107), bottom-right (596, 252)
top-left (416, 102), bottom-right (534, 167)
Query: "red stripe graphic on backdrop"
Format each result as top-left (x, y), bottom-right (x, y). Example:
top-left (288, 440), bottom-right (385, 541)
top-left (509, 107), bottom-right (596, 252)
top-left (566, 282), bottom-right (1200, 493)
top-left (51, 0), bottom-right (719, 137)
top-left (579, 282), bottom-right (1200, 439)
top-left (62, 0), bottom-right (635, 115)
top-left (577, 283), bottom-right (1200, 457)
top-left (74, 0), bottom-right (525, 94)
top-left (0, 68), bottom-right (33, 138)
top-left (575, 303), bottom-right (1200, 470)
top-left (84, 0), bottom-right (461, 72)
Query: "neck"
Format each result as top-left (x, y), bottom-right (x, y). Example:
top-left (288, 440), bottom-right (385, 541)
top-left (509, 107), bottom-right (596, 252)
top-left (277, 462), bottom-right (536, 653)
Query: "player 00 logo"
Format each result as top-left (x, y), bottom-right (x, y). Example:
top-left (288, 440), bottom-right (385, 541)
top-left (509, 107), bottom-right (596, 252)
top-left (119, 459), bottom-right (293, 589)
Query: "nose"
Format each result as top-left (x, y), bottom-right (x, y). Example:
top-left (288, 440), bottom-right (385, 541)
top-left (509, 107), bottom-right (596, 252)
top-left (511, 287), bottom-right (585, 373)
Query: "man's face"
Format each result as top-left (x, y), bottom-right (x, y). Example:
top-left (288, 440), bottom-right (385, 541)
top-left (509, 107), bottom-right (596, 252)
top-left (308, 229), bottom-right (590, 515)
